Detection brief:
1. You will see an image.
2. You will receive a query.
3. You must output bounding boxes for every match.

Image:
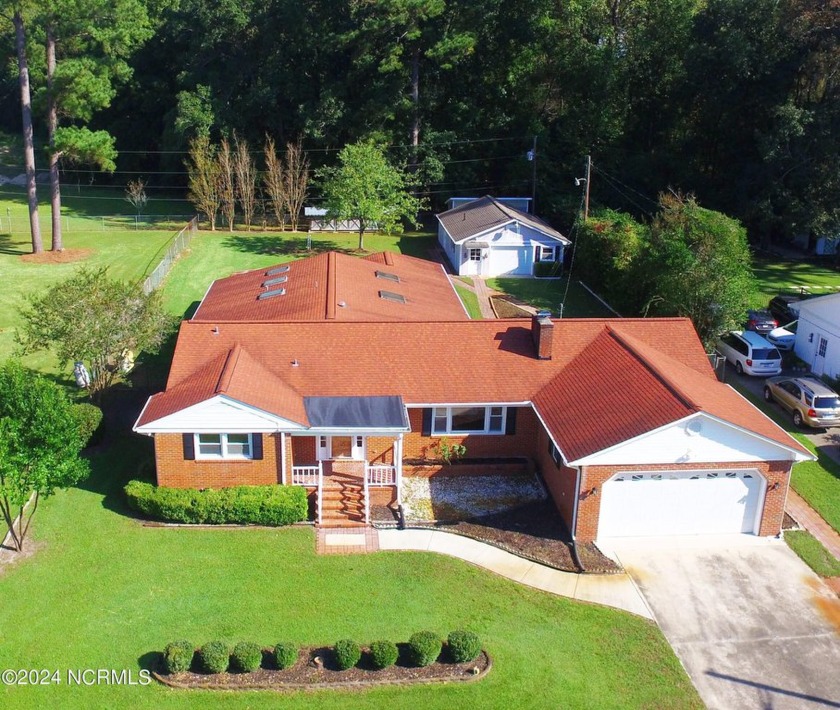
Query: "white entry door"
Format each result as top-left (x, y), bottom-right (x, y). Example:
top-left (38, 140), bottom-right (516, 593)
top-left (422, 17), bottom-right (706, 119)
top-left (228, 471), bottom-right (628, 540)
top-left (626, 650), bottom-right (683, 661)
top-left (317, 435), bottom-right (329, 461)
top-left (597, 469), bottom-right (764, 539)
top-left (318, 435), bottom-right (366, 460)
top-left (813, 335), bottom-right (828, 376)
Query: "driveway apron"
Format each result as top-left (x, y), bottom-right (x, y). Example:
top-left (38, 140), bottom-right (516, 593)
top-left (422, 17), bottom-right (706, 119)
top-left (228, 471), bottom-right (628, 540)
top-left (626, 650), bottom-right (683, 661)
top-left (607, 537), bottom-right (840, 710)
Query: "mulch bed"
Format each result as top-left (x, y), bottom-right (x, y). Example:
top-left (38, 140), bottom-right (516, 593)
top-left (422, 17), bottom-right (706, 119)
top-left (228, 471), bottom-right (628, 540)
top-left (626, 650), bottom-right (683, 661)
top-left (20, 248), bottom-right (92, 264)
top-left (153, 646), bottom-right (491, 691)
top-left (490, 295), bottom-right (533, 319)
top-left (419, 500), bottom-right (620, 574)
top-left (782, 512), bottom-right (800, 530)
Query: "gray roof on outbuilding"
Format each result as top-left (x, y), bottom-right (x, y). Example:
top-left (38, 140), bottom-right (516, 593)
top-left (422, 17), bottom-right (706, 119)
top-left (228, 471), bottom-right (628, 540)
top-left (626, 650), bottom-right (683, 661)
top-left (437, 196), bottom-right (569, 244)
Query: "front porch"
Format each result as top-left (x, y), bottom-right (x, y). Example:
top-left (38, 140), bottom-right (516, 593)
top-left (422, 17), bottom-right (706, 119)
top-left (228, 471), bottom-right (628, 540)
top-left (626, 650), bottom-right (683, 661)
top-left (286, 434), bottom-right (403, 527)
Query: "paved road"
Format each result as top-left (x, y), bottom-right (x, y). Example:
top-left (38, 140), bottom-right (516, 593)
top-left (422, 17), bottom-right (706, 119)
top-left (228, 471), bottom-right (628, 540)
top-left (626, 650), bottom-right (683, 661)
top-left (608, 537), bottom-right (840, 710)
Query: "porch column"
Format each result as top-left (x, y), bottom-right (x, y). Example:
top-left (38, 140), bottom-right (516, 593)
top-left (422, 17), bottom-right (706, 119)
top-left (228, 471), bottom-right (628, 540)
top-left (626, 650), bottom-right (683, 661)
top-left (395, 434), bottom-right (404, 504)
top-left (279, 432), bottom-right (287, 485)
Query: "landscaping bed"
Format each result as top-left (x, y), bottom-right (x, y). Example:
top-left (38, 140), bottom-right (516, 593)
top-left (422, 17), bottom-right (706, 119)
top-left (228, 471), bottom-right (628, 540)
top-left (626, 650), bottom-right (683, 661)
top-left (490, 295), bottom-right (533, 318)
top-left (155, 645), bottom-right (491, 690)
top-left (426, 501), bottom-right (620, 574)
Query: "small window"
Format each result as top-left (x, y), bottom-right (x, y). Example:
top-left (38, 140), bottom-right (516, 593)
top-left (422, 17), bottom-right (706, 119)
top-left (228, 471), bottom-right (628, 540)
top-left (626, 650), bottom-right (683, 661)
top-left (355, 435), bottom-right (364, 448)
top-left (468, 248), bottom-right (482, 261)
top-left (536, 245), bottom-right (555, 262)
top-left (379, 290), bottom-right (406, 304)
top-left (451, 407), bottom-right (486, 432)
top-left (488, 406), bottom-right (504, 432)
top-left (432, 406), bottom-right (508, 435)
top-left (706, 472), bottom-right (718, 478)
top-left (197, 433), bottom-right (222, 457)
top-left (818, 338), bottom-right (828, 357)
top-left (613, 476), bottom-right (625, 482)
top-left (650, 474), bottom-right (662, 480)
top-left (631, 474), bottom-right (643, 481)
top-left (262, 276), bottom-right (287, 287)
top-left (195, 433), bottom-right (253, 460)
top-left (266, 265), bottom-right (290, 276)
top-left (375, 270), bottom-right (400, 283)
top-left (725, 472), bottom-right (737, 478)
top-left (433, 408), bottom-right (448, 433)
top-left (258, 288), bottom-right (286, 300)
top-left (226, 433), bottom-right (251, 457)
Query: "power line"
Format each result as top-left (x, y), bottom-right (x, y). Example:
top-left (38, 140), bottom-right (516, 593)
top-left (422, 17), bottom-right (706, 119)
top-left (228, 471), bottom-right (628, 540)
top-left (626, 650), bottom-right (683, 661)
top-left (593, 169), bottom-right (654, 216)
top-left (591, 164), bottom-right (659, 208)
top-left (559, 187), bottom-right (588, 316)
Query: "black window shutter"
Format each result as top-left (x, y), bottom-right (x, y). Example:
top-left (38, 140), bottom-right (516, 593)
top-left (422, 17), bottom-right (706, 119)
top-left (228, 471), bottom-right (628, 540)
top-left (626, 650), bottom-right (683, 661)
top-left (182, 433), bottom-right (195, 460)
top-left (252, 433), bottom-right (264, 460)
top-left (505, 407), bottom-right (517, 435)
top-left (421, 408), bottom-right (432, 436)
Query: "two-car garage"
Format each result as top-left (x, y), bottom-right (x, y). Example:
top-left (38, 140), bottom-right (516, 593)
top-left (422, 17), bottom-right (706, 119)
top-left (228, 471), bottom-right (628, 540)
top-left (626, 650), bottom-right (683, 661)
top-left (597, 469), bottom-right (765, 539)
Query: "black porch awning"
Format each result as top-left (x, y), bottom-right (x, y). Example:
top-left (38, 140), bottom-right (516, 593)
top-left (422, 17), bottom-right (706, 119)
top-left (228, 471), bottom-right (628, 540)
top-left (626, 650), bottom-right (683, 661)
top-left (303, 396), bottom-right (408, 430)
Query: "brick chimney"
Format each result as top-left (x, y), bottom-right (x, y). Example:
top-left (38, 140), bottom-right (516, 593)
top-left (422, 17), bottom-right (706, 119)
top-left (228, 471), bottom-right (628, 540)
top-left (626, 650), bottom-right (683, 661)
top-left (531, 313), bottom-right (554, 360)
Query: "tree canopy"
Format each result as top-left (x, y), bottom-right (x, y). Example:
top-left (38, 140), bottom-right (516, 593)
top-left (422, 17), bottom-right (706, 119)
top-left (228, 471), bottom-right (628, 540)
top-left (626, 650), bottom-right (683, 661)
top-left (319, 141), bottom-right (422, 250)
top-left (16, 267), bottom-right (176, 399)
top-left (0, 360), bottom-right (90, 552)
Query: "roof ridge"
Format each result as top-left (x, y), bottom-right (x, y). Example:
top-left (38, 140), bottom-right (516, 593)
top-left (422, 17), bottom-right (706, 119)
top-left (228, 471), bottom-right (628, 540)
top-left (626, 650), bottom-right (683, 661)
top-left (216, 343), bottom-right (242, 394)
top-left (326, 251), bottom-right (337, 320)
top-left (606, 326), bottom-right (700, 411)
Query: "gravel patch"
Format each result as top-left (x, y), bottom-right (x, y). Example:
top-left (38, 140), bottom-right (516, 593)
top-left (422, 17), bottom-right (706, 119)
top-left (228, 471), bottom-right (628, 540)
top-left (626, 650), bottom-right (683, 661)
top-left (401, 475), bottom-right (545, 522)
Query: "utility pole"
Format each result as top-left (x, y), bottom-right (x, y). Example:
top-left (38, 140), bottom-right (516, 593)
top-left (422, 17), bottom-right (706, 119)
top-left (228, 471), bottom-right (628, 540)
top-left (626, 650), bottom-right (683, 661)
top-left (583, 154), bottom-right (591, 221)
top-left (530, 136), bottom-right (537, 213)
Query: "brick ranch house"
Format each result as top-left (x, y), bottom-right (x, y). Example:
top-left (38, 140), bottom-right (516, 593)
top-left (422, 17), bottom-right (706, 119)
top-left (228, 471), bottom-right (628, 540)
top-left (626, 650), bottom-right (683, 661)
top-left (134, 250), bottom-right (812, 543)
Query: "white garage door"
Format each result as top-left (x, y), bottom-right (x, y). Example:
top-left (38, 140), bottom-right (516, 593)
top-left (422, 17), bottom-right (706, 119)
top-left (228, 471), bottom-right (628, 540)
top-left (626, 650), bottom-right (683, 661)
top-left (598, 470), bottom-right (764, 538)
top-left (489, 246), bottom-right (529, 276)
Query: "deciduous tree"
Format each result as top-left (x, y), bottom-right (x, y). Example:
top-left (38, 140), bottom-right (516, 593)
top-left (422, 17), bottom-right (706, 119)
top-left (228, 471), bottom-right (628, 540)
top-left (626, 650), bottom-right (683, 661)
top-left (218, 137), bottom-right (235, 231)
top-left (0, 360), bottom-right (89, 552)
top-left (186, 135), bottom-right (220, 230)
top-left (16, 267), bottom-right (176, 400)
top-left (319, 141), bottom-right (422, 250)
top-left (233, 133), bottom-right (256, 232)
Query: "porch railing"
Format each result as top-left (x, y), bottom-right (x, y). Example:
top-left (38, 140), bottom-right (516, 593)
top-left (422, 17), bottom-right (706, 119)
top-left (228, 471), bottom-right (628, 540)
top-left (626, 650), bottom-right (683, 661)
top-left (292, 465), bottom-right (320, 486)
top-left (316, 461), bottom-right (324, 526)
top-left (365, 465), bottom-right (396, 486)
top-left (363, 472), bottom-right (370, 525)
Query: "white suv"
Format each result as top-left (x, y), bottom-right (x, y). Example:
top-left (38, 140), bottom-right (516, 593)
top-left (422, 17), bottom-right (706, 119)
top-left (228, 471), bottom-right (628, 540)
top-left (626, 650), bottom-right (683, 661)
top-left (716, 330), bottom-right (782, 376)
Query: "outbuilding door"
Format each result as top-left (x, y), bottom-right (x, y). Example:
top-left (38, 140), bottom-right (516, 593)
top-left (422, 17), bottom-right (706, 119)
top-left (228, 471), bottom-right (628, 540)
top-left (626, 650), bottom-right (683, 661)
top-left (597, 469), bottom-right (764, 538)
top-left (488, 246), bottom-right (529, 276)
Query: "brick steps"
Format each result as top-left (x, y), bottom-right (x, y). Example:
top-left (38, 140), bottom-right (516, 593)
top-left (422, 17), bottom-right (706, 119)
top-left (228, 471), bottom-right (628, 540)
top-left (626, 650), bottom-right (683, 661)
top-left (318, 483), bottom-right (368, 528)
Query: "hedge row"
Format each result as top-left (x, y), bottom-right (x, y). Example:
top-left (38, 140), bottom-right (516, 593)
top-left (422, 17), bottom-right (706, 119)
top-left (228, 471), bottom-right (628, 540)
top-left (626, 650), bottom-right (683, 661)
top-left (124, 481), bottom-right (308, 526)
top-left (162, 631), bottom-right (481, 675)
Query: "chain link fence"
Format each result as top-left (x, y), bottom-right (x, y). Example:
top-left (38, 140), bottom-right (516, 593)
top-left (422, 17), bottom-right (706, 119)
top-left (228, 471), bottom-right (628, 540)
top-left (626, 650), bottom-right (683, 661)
top-left (141, 217), bottom-right (198, 294)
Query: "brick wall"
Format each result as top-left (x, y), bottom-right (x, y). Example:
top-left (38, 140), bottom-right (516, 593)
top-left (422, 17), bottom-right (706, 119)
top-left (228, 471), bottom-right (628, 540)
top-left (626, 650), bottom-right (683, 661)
top-left (534, 426), bottom-right (576, 532)
top-left (154, 433), bottom-right (283, 488)
top-left (574, 460), bottom-right (793, 542)
top-left (402, 406), bottom-right (540, 461)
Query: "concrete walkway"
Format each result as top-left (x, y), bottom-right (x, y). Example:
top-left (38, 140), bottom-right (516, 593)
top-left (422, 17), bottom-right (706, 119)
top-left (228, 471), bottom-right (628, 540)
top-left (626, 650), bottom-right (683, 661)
top-left (377, 528), bottom-right (654, 620)
top-left (470, 278), bottom-right (498, 319)
top-left (787, 489), bottom-right (840, 560)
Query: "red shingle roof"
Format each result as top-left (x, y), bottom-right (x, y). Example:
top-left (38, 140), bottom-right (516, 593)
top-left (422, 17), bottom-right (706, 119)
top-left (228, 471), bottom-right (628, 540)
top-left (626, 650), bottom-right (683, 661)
top-left (191, 251), bottom-right (466, 322)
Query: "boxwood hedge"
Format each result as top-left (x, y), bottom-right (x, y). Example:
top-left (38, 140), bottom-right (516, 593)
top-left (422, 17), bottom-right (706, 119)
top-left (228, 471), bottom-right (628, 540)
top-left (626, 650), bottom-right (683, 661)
top-left (124, 481), bottom-right (308, 526)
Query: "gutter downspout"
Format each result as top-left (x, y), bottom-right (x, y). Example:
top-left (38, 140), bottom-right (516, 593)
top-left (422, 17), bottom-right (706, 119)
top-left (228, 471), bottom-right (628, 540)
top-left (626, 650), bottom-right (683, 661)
top-left (569, 465), bottom-right (586, 573)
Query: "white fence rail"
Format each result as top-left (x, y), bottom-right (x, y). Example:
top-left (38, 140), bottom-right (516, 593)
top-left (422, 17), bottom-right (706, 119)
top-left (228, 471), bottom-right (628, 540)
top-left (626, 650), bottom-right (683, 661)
top-left (141, 216), bottom-right (198, 294)
top-left (292, 465), bottom-right (320, 486)
top-left (366, 465), bottom-right (396, 486)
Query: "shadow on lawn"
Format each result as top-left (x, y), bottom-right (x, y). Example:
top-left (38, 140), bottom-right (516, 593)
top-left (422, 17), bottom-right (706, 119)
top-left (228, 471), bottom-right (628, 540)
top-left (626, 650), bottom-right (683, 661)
top-left (222, 234), bottom-right (346, 256)
top-left (0, 232), bottom-right (29, 255)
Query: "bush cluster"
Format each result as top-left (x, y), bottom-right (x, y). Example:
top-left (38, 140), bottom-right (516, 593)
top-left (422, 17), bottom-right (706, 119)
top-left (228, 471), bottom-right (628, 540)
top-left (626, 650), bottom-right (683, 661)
top-left (124, 481), bottom-right (308, 525)
top-left (74, 402), bottom-right (104, 447)
top-left (199, 641), bottom-right (230, 674)
top-left (447, 630), bottom-right (481, 663)
top-left (162, 640), bottom-right (194, 674)
top-left (274, 642), bottom-right (298, 670)
top-left (334, 639), bottom-right (361, 670)
top-left (369, 640), bottom-right (398, 670)
top-left (231, 642), bottom-right (262, 673)
top-left (162, 631), bottom-right (481, 676)
top-left (408, 631), bottom-right (442, 667)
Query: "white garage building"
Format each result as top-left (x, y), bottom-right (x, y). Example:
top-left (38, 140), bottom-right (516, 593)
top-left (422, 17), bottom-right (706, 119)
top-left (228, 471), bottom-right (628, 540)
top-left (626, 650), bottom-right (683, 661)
top-left (794, 291), bottom-right (840, 379)
top-left (437, 196), bottom-right (570, 277)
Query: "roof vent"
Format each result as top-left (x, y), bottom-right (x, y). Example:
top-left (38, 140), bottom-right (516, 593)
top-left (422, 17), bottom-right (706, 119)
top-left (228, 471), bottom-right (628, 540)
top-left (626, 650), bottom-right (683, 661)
top-left (258, 288), bottom-right (286, 300)
top-left (375, 270), bottom-right (400, 283)
top-left (379, 290), bottom-right (406, 304)
top-left (338, 301), bottom-right (347, 308)
top-left (262, 276), bottom-right (288, 287)
top-left (265, 265), bottom-right (290, 276)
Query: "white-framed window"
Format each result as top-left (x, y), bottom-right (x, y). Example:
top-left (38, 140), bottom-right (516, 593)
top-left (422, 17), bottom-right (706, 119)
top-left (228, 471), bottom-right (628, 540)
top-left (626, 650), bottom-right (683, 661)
top-left (536, 245), bottom-right (555, 262)
top-left (432, 406), bottom-right (506, 435)
top-left (468, 248), bottom-right (482, 261)
top-left (195, 433), bottom-right (253, 460)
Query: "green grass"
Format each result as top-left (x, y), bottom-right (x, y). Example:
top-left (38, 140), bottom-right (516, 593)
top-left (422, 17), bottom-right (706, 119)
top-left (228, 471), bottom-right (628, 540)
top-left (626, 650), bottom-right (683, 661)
top-left (0, 434), bottom-right (701, 709)
top-left (784, 530), bottom-right (840, 577)
top-left (729, 380), bottom-right (840, 534)
top-left (487, 277), bottom-right (616, 318)
top-left (454, 284), bottom-right (482, 319)
top-left (751, 256), bottom-right (840, 308)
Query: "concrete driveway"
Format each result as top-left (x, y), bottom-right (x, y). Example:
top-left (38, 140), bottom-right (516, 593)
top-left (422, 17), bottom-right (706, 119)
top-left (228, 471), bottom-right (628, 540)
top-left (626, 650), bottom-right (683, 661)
top-left (605, 536), bottom-right (840, 710)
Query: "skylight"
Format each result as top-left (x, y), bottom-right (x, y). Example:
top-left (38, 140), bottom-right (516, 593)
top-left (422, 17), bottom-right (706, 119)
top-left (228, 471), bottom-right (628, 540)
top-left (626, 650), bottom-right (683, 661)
top-left (375, 270), bottom-right (400, 283)
top-left (379, 290), bottom-right (406, 304)
top-left (265, 265), bottom-right (290, 276)
top-left (262, 276), bottom-right (288, 287)
top-left (258, 288), bottom-right (286, 300)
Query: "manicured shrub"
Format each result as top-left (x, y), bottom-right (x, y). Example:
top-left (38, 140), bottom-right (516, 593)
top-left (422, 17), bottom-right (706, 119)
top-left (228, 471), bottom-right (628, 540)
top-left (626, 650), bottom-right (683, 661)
top-left (408, 631), bottom-right (442, 667)
top-left (333, 639), bottom-right (361, 670)
top-left (74, 402), bottom-right (103, 447)
top-left (231, 641), bottom-right (262, 673)
top-left (369, 640), bottom-right (398, 670)
top-left (447, 630), bottom-right (481, 663)
top-left (199, 641), bottom-right (230, 674)
top-left (124, 481), bottom-right (308, 525)
top-left (162, 640), bottom-right (194, 674)
top-left (273, 642), bottom-right (298, 670)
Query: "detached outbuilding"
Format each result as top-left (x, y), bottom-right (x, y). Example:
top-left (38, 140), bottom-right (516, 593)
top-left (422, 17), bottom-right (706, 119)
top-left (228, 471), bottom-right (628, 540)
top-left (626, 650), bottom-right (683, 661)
top-left (437, 196), bottom-right (570, 277)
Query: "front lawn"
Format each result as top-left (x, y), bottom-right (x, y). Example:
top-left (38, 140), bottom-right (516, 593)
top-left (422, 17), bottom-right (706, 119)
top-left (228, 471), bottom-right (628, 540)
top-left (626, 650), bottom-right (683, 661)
top-left (0, 432), bottom-right (701, 709)
top-left (751, 256), bottom-right (840, 308)
top-left (487, 277), bottom-right (616, 318)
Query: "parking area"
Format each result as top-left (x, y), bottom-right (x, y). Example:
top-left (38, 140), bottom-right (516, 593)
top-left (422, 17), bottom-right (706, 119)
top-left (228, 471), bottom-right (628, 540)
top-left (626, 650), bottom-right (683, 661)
top-left (606, 537), bottom-right (840, 710)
